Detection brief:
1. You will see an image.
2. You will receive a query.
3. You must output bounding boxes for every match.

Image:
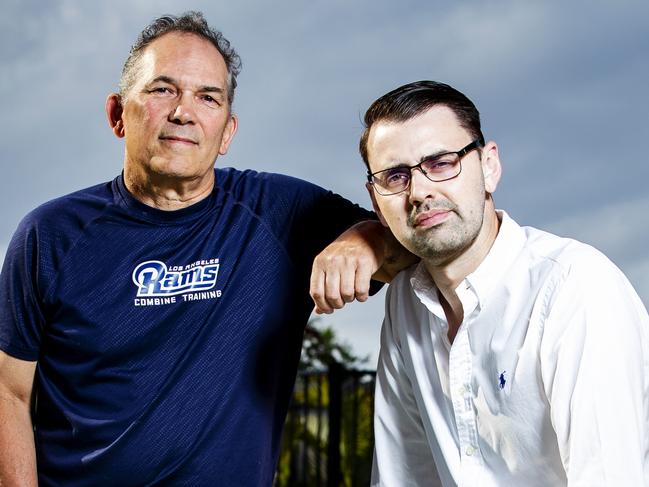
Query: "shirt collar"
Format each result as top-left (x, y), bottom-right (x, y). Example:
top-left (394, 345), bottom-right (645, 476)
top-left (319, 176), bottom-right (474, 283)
top-left (465, 210), bottom-right (526, 311)
top-left (410, 262), bottom-right (446, 318)
top-left (410, 210), bottom-right (526, 318)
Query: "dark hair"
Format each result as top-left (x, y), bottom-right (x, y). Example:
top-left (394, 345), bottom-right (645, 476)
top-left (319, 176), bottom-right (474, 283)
top-left (119, 11), bottom-right (241, 106)
top-left (359, 81), bottom-right (484, 168)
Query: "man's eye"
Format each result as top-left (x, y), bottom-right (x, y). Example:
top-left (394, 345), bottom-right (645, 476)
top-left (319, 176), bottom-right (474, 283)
top-left (200, 95), bottom-right (221, 107)
top-left (201, 94), bottom-right (220, 105)
top-left (150, 87), bottom-right (172, 95)
top-left (384, 169), bottom-right (410, 185)
top-left (424, 157), bottom-right (456, 172)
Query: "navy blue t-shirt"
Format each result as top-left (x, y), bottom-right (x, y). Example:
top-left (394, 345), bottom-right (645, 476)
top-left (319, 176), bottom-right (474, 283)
top-left (0, 168), bottom-right (374, 486)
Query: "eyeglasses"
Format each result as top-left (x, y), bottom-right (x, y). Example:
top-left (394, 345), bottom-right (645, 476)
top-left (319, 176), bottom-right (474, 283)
top-left (367, 138), bottom-right (484, 196)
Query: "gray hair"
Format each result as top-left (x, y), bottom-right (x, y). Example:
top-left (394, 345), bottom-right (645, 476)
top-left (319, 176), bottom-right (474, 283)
top-left (119, 11), bottom-right (242, 106)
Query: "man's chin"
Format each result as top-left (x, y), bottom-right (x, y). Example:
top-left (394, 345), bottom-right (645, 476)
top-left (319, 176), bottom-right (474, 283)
top-left (408, 232), bottom-right (468, 265)
top-left (148, 159), bottom-right (209, 180)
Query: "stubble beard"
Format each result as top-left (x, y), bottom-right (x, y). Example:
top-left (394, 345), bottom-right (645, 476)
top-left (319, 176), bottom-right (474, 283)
top-left (406, 199), bottom-right (485, 267)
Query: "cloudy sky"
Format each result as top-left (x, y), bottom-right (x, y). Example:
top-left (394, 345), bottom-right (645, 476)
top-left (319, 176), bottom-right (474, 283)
top-left (1, 0), bottom-right (647, 364)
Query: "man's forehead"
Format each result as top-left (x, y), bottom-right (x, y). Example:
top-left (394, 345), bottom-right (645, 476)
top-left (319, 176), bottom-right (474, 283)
top-left (368, 107), bottom-right (467, 160)
top-left (374, 106), bottom-right (462, 137)
top-left (137, 32), bottom-right (227, 79)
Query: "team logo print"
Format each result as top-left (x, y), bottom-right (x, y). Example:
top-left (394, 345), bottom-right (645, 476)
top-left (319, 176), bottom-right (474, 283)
top-left (132, 259), bottom-right (221, 306)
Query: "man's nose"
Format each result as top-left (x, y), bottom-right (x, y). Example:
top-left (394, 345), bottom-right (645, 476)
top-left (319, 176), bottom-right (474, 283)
top-left (408, 168), bottom-right (436, 205)
top-left (169, 92), bottom-right (196, 124)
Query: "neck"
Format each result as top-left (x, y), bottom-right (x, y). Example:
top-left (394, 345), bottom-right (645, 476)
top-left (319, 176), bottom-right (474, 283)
top-left (424, 205), bottom-right (501, 341)
top-left (424, 206), bottom-right (500, 291)
top-left (123, 164), bottom-right (215, 211)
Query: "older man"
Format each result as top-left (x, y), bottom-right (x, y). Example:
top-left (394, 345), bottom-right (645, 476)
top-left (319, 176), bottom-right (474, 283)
top-left (362, 81), bottom-right (649, 486)
top-left (0, 12), bottom-right (403, 486)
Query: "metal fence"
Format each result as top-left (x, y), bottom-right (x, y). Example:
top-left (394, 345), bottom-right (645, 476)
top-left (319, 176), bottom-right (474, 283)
top-left (275, 363), bottom-right (377, 487)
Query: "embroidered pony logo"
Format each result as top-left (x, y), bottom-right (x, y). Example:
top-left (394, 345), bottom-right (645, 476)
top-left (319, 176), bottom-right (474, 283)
top-left (498, 371), bottom-right (506, 390)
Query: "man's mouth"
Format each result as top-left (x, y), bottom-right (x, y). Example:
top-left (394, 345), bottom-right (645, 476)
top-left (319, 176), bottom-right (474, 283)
top-left (159, 135), bottom-right (198, 145)
top-left (412, 209), bottom-right (452, 228)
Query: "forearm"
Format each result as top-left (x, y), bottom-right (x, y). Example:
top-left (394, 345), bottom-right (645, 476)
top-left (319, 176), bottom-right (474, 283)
top-left (0, 351), bottom-right (38, 487)
top-left (0, 394), bottom-right (37, 486)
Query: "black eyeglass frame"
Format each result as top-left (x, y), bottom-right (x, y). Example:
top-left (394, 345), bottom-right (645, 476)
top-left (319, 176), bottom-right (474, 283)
top-left (367, 137), bottom-right (485, 196)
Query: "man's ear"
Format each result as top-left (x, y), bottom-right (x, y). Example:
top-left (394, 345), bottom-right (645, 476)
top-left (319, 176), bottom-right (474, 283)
top-left (106, 93), bottom-right (125, 138)
top-left (218, 113), bottom-right (238, 155)
top-left (366, 182), bottom-right (389, 228)
top-left (480, 141), bottom-right (502, 194)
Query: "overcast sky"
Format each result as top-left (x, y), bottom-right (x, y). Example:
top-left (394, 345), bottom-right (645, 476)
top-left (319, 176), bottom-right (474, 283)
top-left (1, 0), bottom-right (648, 364)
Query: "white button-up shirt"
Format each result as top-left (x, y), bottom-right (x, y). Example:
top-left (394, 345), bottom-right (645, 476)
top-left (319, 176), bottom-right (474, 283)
top-left (372, 211), bottom-right (649, 487)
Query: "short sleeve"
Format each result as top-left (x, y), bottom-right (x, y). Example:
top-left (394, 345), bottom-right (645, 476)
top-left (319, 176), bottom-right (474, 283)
top-left (0, 216), bottom-right (47, 360)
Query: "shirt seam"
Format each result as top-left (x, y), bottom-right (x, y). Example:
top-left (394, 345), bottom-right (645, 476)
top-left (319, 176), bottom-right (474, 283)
top-left (40, 200), bottom-right (118, 305)
top-left (220, 189), bottom-right (297, 269)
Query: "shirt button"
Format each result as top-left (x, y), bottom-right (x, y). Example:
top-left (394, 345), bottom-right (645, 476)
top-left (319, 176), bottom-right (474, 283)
top-left (465, 446), bottom-right (476, 456)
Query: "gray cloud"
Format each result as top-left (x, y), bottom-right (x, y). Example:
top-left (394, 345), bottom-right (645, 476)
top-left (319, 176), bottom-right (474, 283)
top-left (1, 0), bottom-right (647, 363)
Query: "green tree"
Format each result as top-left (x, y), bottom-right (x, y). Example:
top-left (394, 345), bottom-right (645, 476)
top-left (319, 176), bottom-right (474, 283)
top-left (300, 318), bottom-right (369, 371)
top-left (275, 319), bottom-right (374, 486)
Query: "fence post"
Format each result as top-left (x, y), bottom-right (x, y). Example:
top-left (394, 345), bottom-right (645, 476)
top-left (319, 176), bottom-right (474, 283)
top-left (327, 362), bottom-right (343, 487)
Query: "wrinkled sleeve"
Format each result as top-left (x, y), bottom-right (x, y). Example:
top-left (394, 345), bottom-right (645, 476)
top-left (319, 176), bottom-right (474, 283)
top-left (540, 252), bottom-right (649, 486)
top-left (0, 216), bottom-right (46, 361)
top-left (372, 284), bottom-right (441, 486)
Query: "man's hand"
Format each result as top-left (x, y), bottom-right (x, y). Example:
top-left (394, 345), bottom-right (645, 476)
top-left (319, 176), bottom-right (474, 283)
top-left (309, 220), bottom-right (417, 314)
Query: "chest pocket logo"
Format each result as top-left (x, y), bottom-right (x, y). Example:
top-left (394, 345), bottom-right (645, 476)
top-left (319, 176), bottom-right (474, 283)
top-left (498, 371), bottom-right (506, 390)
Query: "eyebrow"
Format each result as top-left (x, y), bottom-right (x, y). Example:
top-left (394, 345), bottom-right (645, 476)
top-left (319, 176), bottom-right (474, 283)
top-left (418, 149), bottom-right (453, 163)
top-left (381, 149), bottom-right (452, 172)
top-left (147, 75), bottom-right (225, 95)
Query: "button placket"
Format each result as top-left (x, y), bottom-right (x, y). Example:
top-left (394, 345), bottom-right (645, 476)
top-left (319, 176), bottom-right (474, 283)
top-left (449, 324), bottom-right (480, 464)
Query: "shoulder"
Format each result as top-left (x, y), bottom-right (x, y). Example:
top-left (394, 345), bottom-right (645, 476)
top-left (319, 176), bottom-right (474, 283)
top-left (524, 226), bottom-right (649, 347)
top-left (215, 167), bottom-right (325, 200)
top-left (20, 181), bottom-right (114, 232)
top-left (213, 167), bottom-right (372, 235)
top-left (8, 180), bottom-right (116, 262)
top-left (521, 225), bottom-right (629, 291)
